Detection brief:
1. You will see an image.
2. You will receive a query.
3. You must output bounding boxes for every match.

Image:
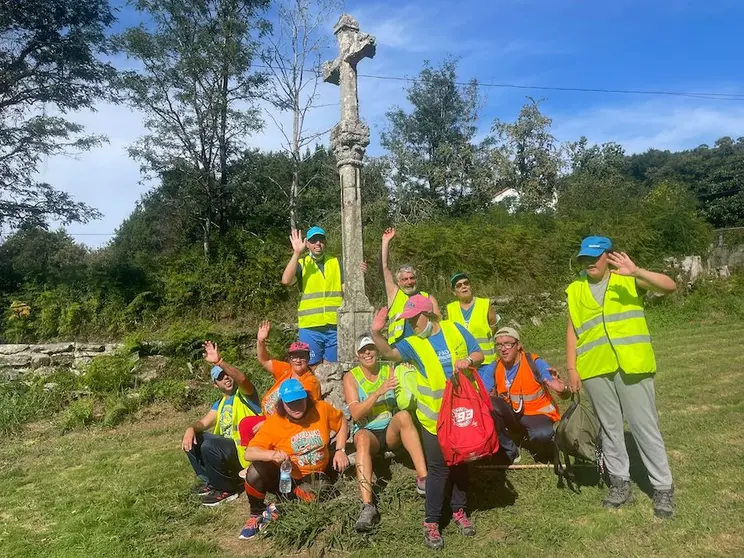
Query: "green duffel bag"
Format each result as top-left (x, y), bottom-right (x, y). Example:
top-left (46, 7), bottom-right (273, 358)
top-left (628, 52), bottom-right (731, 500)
top-left (553, 392), bottom-right (604, 492)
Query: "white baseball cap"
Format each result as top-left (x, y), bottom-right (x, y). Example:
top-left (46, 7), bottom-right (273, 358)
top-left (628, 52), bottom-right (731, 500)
top-left (356, 335), bottom-right (375, 352)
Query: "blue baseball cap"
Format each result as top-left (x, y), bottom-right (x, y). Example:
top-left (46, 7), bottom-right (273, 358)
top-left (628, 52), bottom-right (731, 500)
top-left (210, 365), bottom-right (224, 381)
top-left (279, 378), bottom-right (308, 403)
top-left (306, 226), bottom-right (326, 241)
top-left (578, 236), bottom-right (613, 258)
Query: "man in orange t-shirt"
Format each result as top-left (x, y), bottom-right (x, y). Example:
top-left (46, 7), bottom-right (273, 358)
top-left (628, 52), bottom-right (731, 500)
top-left (256, 320), bottom-right (322, 416)
top-left (240, 379), bottom-right (350, 540)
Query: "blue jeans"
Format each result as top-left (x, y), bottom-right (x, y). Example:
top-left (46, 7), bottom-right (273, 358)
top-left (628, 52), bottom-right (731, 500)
top-left (298, 326), bottom-right (338, 365)
top-left (185, 431), bottom-right (243, 493)
top-left (491, 397), bottom-right (556, 461)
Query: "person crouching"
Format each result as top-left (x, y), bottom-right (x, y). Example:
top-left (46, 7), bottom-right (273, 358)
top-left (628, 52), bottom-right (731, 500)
top-left (239, 379), bottom-right (350, 540)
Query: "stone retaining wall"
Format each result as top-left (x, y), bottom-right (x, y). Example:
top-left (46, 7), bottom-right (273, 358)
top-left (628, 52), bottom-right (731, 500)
top-left (0, 343), bottom-right (122, 381)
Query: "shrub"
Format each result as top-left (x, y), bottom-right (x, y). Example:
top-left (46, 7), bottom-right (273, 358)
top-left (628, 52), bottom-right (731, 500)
top-left (59, 398), bottom-right (94, 432)
top-left (84, 354), bottom-right (135, 393)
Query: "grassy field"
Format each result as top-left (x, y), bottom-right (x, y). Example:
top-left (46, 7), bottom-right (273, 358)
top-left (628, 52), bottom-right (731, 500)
top-left (1, 318), bottom-right (743, 557)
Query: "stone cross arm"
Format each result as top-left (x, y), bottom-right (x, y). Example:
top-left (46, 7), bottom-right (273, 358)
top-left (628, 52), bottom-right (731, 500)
top-left (323, 15), bottom-right (376, 86)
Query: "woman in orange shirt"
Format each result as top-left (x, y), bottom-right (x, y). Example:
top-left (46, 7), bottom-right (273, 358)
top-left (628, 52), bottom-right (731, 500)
top-left (240, 379), bottom-right (350, 540)
top-left (256, 320), bottom-right (322, 415)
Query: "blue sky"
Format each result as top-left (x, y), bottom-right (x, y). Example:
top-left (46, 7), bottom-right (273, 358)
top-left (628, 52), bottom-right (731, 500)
top-left (43, 0), bottom-right (744, 246)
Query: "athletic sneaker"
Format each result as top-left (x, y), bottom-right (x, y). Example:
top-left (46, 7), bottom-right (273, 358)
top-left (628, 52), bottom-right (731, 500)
top-left (423, 521), bottom-right (444, 550)
top-left (452, 509), bottom-right (476, 536)
top-left (239, 504), bottom-right (279, 540)
top-left (354, 504), bottom-right (380, 532)
top-left (416, 476), bottom-right (427, 497)
top-left (201, 489), bottom-right (239, 507)
top-left (190, 483), bottom-right (212, 497)
top-left (652, 487), bottom-right (674, 519)
top-left (239, 515), bottom-right (262, 540)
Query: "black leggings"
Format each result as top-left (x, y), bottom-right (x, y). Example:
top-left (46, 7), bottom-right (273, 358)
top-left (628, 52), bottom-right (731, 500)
top-left (421, 428), bottom-right (469, 524)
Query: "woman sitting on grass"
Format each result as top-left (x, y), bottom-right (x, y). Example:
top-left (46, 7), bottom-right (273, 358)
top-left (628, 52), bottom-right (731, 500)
top-left (343, 334), bottom-right (428, 532)
top-left (256, 320), bottom-right (321, 416)
top-left (239, 378), bottom-right (350, 540)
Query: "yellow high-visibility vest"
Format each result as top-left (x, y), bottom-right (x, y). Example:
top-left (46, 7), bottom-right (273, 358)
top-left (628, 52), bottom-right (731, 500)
top-left (297, 255), bottom-right (342, 328)
top-left (447, 297), bottom-right (496, 365)
top-left (387, 289), bottom-right (429, 344)
top-left (214, 388), bottom-right (262, 468)
top-left (404, 320), bottom-right (473, 434)
top-left (566, 273), bottom-right (656, 380)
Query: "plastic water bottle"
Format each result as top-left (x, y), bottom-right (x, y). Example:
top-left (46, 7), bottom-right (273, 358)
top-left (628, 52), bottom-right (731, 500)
top-left (279, 459), bottom-right (292, 494)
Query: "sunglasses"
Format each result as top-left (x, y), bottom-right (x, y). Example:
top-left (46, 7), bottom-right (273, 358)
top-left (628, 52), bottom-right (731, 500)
top-left (214, 371), bottom-right (226, 382)
top-left (289, 352), bottom-right (309, 361)
top-left (455, 280), bottom-right (470, 289)
top-left (307, 237), bottom-right (325, 244)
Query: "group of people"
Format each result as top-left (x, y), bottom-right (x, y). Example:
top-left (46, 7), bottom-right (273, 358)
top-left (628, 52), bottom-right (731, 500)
top-left (182, 226), bottom-right (676, 550)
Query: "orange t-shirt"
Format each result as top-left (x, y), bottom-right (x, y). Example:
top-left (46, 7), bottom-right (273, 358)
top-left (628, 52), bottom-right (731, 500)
top-left (248, 400), bottom-right (344, 478)
top-left (261, 360), bottom-right (322, 416)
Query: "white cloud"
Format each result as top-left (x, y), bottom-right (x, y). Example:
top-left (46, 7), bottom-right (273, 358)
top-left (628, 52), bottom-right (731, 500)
top-left (552, 99), bottom-right (744, 154)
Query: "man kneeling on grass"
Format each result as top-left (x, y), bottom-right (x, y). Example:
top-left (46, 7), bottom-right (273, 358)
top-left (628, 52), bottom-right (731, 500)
top-left (182, 341), bottom-right (262, 506)
top-left (239, 378), bottom-right (350, 540)
top-left (343, 334), bottom-right (428, 532)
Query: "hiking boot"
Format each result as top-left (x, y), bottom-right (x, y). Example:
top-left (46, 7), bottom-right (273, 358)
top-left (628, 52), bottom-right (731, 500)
top-left (423, 521), bottom-right (444, 550)
top-left (602, 476), bottom-right (634, 509)
top-left (190, 483), bottom-right (212, 497)
top-left (652, 487), bottom-right (675, 519)
top-left (238, 515), bottom-right (262, 540)
top-left (202, 489), bottom-right (240, 507)
top-left (416, 476), bottom-right (427, 497)
top-left (354, 503), bottom-right (380, 532)
top-left (452, 509), bottom-right (476, 536)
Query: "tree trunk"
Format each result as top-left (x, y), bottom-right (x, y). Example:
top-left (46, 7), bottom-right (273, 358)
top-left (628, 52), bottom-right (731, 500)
top-left (290, 89), bottom-right (301, 229)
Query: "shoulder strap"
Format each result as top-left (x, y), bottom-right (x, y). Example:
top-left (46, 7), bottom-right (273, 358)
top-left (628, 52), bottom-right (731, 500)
top-left (236, 389), bottom-right (262, 416)
top-left (524, 352), bottom-right (543, 385)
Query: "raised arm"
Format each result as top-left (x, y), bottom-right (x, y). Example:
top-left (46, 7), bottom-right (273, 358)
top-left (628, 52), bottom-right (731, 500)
top-left (430, 294), bottom-right (442, 319)
top-left (488, 304), bottom-right (500, 335)
top-left (381, 227), bottom-right (399, 304)
top-left (256, 320), bottom-right (274, 373)
top-left (203, 341), bottom-right (255, 395)
top-left (370, 307), bottom-right (403, 362)
top-left (281, 229), bottom-right (306, 286)
top-left (607, 251), bottom-right (677, 294)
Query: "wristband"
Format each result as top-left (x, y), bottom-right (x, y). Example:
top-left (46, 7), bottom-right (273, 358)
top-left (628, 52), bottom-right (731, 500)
top-left (216, 358), bottom-right (224, 366)
top-left (336, 448), bottom-right (346, 453)
top-left (466, 356), bottom-right (474, 366)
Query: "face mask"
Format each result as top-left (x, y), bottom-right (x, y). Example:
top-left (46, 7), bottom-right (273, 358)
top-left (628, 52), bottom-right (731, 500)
top-left (416, 319), bottom-right (433, 339)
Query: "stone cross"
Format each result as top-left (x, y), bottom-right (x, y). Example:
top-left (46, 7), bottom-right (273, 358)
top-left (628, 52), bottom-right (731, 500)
top-left (323, 14), bottom-right (376, 366)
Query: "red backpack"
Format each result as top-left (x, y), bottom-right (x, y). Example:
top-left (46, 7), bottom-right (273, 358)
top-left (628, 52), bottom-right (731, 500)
top-left (437, 369), bottom-right (499, 466)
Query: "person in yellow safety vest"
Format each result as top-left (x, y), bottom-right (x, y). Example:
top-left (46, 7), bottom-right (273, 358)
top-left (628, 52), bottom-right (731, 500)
top-left (370, 295), bottom-right (483, 551)
top-left (182, 341), bottom-right (262, 507)
top-left (281, 226), bottom-right (343, 366)
top-left (566, 236), bottom-right (676, 519)
top-left (343, 334), bottom-right (428, 533)
top-left (446, 272), bottom-right (500, 393)
top-left (381, 227), bottom-right (441, 344)
top-left (490, 326), bottom-right (568, 464)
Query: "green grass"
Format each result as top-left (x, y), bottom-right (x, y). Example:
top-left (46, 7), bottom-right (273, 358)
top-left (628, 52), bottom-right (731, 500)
top-left (1, 318), bottom-right (744, 557)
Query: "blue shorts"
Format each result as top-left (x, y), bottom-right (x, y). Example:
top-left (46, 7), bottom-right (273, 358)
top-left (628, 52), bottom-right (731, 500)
top-left (298, 326), bottom-right (338, 365)
top-left (477, 361), bottom-right (496, 394)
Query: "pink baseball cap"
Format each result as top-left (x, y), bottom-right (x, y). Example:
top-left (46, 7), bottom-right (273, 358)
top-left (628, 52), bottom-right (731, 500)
top-left (399, 294), bottom-right (434, 319)
top-left (288, 341), bottom-right (311, 354)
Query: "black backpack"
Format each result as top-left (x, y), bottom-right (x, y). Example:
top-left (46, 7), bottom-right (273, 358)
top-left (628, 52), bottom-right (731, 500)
top-left (553, 392), bottom-right (604, 492)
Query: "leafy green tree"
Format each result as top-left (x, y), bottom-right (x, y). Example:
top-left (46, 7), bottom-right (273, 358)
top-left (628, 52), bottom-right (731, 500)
top-left (489, 98), bottom-right (563, 211)
top-left (115, 0), bottom-right (270, 258)
top-left (381, 58), bottom-right (490, 217)
top-left (0, 0), bottom-right (114, 229)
